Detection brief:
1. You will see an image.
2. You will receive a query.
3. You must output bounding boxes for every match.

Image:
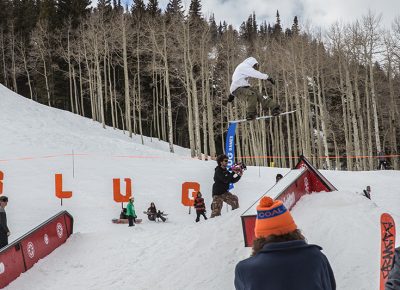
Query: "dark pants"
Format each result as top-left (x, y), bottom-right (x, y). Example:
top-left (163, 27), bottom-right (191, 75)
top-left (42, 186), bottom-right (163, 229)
top-left (378, 161), bottom-right (387, 170)
top-left (128, 216), bottom-right (136, 227)
top-left (148, 212), bottom-right (166, 222)
top-left (196, 211), bottom-right (207, 222)
top-left (0, 232), bottom-right (8, 249)
top-left (233, 87), bottom-right (277, 116)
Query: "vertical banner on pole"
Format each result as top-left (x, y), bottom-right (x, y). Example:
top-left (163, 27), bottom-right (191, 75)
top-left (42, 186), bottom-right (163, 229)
top-left (225, 123), bottom-right (237, 190)
top-left (113, 178), bottom-right (132, 202)
top-left (0, 171), bottom-right (3, 194)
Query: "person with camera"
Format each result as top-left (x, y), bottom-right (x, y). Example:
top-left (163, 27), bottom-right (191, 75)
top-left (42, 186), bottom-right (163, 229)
top-left (210, 154), bottom-right (242, 218)
top-left (228, 57), bottom-right (281, 120)
top-left (0, 196), bottom-right (10, 249)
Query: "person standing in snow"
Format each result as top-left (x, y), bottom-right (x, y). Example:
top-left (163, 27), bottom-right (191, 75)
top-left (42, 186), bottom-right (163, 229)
top-left (234, 196), bottom-right (336, 290)
top-left (210, 154), bottom-right (242, 218)
top-left (0, 196), bottom-right (10, 249)
top-left (386, 247), bottom-right (400, 290)
top-left (377, 151), bottom-right (388, 170)
top-left (193, 192), bottom-right (207, 222)
top-left (228, 57), bottom-right (281, 120)
top-left (126, 197), bottom-right (137, 227)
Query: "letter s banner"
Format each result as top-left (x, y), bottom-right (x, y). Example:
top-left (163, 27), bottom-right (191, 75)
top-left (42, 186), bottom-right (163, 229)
top-left (55, 174), bottom-right (73, 199)
top-left (0, 171), bottom-right (3, 194)
top-left (113, 178), bottom-right (132, 202)
top-left (182, 182), bottom-right (200, 206)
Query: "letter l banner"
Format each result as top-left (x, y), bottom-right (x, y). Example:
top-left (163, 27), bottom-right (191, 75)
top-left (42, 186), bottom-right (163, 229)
top-left (225, 123), bottom-right (237, 190)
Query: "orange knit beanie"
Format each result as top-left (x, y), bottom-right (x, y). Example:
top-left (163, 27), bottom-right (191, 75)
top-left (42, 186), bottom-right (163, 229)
top-left (254, 196), bottom-right (297, 238)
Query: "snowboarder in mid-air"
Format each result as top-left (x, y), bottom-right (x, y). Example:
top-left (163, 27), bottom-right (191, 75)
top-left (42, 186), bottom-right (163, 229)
top-left (228, 57), bottom-right (281, 120)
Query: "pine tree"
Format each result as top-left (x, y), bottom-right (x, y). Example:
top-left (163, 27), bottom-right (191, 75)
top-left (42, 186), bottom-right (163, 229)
top-left (165, 0), bottom-right (183, 18)
top-left (188, 0), bottom-right (202, 21)
top-left (57, 0), bottom-right (91, 28)
top-left (273, 10), bottom-right (282, 36)
top-left (97, 0), bottom-right (112, 14)
top-left (292, 16), bottom-right (299, 35)
top-left (146, 0), bottom-right (161, 16)
top-left (209, 14), bottom-right (218, 43)
top-left (131, 0), bottom-right (146, 17)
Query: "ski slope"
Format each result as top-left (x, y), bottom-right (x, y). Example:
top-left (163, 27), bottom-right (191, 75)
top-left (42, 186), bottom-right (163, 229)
top-left (0, 84), bottom-right (399, 290)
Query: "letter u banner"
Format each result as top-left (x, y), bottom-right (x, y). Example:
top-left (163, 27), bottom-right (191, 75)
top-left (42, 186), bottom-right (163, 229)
top-left (225, 123), bottom-right (237, 190)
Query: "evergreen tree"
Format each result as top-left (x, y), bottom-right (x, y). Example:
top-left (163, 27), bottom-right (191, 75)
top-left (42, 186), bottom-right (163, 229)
top-left (273, 10), bottom-right (282, 36)
top-left (97, 0), bottom-right (112, 15)
top-left (131, 0), bottom-right (146, 17)
top-left (165, 0), bottom-right (183, 18)
top-left (209, 14), bottom-right (218, 43)
top-left (292, 16), bottom-right (299, 35)
top-left (146, 0), bottom-right (161, 17)
top-left (38, 0), bottom-right (58, 28)
top-left (57, 0), bottom-right (91, 28)
top-left (188, 0), bottom-right (202, 21)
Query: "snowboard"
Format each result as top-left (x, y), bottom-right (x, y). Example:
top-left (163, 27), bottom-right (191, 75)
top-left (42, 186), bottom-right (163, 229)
top-left (229, 110), bottom-right (296, 124)
top-left (380, 213), bottom-right (396, 290)
top-left (112, 218), bottom-right (142, 224)
top-left (143, 211), bottom-right (168, 216)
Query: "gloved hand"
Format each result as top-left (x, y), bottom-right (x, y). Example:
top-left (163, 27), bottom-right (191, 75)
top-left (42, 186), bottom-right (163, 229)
top-left (271, 106), bottom-right (281, 116)
top-left (267, 77), bottom-right (275, 85)
top-left (228, 94), bottom-right (235, 103)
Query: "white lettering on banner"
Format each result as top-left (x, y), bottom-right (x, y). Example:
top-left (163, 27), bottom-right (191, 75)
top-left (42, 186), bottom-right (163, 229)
top-left (0, 262), bottom-right (5, 275)
top-left (282, 192), bottom-right (295, 210)
top-left (27, 242), bottom-right (35, 259)
top-left (304, 177), bottom-right (310, 193)
top-left (57, 223), bottom-right (63, 239)
top-left (227, 135), bottom-right (235, 167)
top-left (44, 234), bottom-right (49, 245)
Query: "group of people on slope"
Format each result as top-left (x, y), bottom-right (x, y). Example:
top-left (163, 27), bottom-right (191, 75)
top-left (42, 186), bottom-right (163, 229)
top-left (122, 198), bottom-right (166, 227)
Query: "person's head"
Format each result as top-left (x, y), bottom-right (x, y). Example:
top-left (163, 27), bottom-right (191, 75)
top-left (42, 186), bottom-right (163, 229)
top-left (150, 202), bottom-right (155, 208)
top-left (129, 197), bottom-right (134, 203)
top-left (0, 196), bottom-right (8, 208)
top-left (217, 154), bottom-right (229, 167)
top-left (366, 186), bottom-right (371, 192)
top-left (275, 174), bottom-right (283, 183)
top-left (243, 57), bottom-right (258, 70)
top-left (252, 196), bottom-right (303, 256)
top-left (196, 191), bottom-right (202, 198)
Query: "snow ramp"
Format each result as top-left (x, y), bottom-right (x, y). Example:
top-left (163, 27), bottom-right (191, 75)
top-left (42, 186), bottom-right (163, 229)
top-left (241, 155), bottom-right (337, 246)
top-left (0, 211), bottom-right (73, 288)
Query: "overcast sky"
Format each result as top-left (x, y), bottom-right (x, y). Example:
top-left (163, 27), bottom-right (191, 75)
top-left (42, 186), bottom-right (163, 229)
top-left (128, 0), bottom-right (400, 31)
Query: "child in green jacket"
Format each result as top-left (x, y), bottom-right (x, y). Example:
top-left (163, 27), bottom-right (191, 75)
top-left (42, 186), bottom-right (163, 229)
top-left (126, 197), bottom-right (137, 227)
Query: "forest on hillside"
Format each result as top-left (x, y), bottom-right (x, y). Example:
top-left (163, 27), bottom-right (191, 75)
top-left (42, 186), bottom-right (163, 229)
top-left (1, 0), bottom-right (399, 170)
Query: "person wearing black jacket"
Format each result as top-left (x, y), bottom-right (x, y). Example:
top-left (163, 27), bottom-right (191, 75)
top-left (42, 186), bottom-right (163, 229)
top-left (210, 154), bottom-right (242, 218)
top-left (0, 196), bottom-right (10, 249)
top-left (386, 247), bottom-right (400, 290)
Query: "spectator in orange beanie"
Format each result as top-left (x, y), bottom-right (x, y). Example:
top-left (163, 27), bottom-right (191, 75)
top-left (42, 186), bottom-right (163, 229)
top-left (234, 196), bottom-right (336, 290)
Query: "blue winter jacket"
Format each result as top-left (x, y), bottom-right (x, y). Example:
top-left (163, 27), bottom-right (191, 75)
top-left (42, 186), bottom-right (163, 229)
top-left (234, 240), bottom-right (336, 290)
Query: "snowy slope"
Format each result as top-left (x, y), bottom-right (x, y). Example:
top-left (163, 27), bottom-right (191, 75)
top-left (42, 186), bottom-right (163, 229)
top-left (0, 84), bottom-right (399, 290)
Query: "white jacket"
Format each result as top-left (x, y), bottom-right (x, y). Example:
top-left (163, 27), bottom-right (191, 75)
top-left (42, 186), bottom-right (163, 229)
top-left (229, 57), bottom-right (269, 94)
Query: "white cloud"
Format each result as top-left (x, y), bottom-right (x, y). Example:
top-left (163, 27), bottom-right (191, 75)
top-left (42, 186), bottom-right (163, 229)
top-left (157, 0), bottom-right (399, 31)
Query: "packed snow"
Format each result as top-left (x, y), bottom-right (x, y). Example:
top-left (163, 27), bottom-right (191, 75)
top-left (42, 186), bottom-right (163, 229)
top-left (0, 84), bottom-right (399, 290)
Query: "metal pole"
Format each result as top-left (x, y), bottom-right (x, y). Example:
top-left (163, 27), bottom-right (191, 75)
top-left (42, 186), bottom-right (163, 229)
top-left (72, 150), bottom-right (75, 178)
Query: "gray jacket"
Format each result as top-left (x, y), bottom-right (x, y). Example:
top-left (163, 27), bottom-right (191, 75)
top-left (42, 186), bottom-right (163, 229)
top-left (386, 247), bottom-right (400, 290)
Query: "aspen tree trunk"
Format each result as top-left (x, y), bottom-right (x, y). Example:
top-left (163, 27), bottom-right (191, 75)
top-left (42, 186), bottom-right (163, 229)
top-left (10, 24), bottom-right (17, 93)
top-left (365, 69), bottom-right (374, 169)
top-left (94, 40), bottom-right (105, 128)
top-left (19, 40), bottom-right (33, 100)
top-left (121, 15), bottom-right (132, 137)
top-left (0, 30), bottom-right (8, 86)
top-left (136, 26), bottom-right (144, 144)
top-left (387, 56), bottom-right (398, 169)
top-left (67, 28), bottom-right (74, 113)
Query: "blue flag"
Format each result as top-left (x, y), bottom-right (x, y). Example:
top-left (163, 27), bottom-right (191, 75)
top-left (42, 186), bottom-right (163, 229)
top-left (225, 123), bottom-right (237, 190)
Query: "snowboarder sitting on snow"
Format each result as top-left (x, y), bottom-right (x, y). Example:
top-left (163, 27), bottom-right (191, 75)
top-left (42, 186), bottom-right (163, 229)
top-left (362, 186), bottom-right (371, 200)
top-left (193, 191), bottom-right (207, 222)
top-left (234, 196), bottom-right (336, 290)
top-left (146, 202), bottom-right (166, 222)
top-left (210, 154), bottom-right (242, 218)
top-left (228, 57), bottom-right (281, 120)
top-left (386, 247), bottom-right (400, 290)
top-left (126, 197), bottom-right (137, 227)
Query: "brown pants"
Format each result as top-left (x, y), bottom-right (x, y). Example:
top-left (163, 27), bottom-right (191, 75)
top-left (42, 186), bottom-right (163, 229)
top-left (233, 87), bottom-right (277, 115)
top-left (210, 192), bottom-right (239, 218)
